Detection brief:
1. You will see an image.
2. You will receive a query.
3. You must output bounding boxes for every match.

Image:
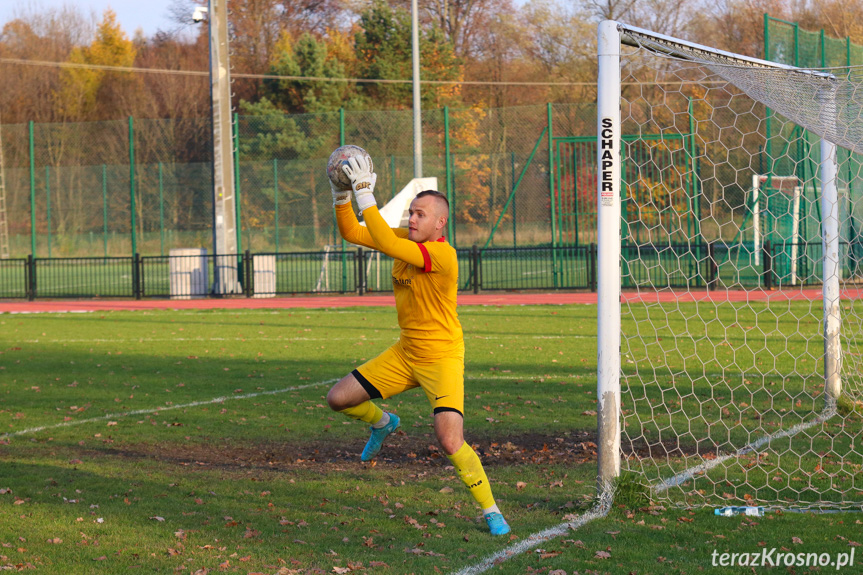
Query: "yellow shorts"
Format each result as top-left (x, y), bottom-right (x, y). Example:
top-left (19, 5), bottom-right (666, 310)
top-left (353, 342), bottom-right (465, 416)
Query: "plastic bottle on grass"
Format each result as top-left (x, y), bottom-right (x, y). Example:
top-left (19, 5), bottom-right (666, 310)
top-left (714, 506), bottom-right (764, 517)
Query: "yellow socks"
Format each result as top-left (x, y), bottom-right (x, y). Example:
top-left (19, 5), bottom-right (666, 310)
top-left (338, 401), bottom-right (384, 425)
top-left (447, 442), bottom-right (496, 510)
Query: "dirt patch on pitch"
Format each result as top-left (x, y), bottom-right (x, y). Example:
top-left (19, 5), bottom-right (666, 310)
top-left (92, 430), bottom-right (709, 474)
top-left (97, 429), bottom-right (601, 473)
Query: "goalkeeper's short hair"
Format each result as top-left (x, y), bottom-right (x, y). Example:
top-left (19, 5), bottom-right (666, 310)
top-left (416, 190), bottom-right (449, 214)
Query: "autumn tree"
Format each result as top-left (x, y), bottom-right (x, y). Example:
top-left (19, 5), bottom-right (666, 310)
top-left (420, 0), bottom-right (498, 60)
top-left (130, 31), bottom-right (210, 121)
top-left (56, 9), bottom-right (138, 121)
top-left (689, 0), bottom-right (790, 56)
top-left (0, 6), bottom-right (93, 123)
top-left (790, 0), bottom-right (863, 47)
top-left (261, 30), bottom-right (358, 114)
top-left (354, 0), bottom-right (463, 110)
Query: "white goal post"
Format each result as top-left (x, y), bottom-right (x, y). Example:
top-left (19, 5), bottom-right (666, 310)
top-left (596, 21), bottom-right (857, 510)
top-left (751, 175), bottom-right (802, 279)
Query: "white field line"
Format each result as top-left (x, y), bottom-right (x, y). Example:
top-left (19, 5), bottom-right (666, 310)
top-left (654, 404), bottom-right (838, 491)
top-left (1, 373), bottom-right (566, 440)
top-left (453, 404), bottom-right (837, 574)
top-left (17, 336), bottom-right (397, 344)
top-left (14, 334), bottom-right (586, 344)
top-left (0, 378), bottom-right (338, 440)
top-left (452, 484), bottom-right (615, 575)
top-left (3, 310), bottom-right (96, 315)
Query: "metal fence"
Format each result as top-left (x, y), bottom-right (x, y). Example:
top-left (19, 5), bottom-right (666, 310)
top-left (0, 242), bottom-right (844, 301)
top-left (2, 104), bottom-right (598, 258)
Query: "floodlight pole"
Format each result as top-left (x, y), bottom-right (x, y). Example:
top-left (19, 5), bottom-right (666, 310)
top-left (208, 0), bottom-right (239, 294)
top-left (411, 0), bottom-right (422, 178)
top-left (596, 20), bottom-right (622, 489)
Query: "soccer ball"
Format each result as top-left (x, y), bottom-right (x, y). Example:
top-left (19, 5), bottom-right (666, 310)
top-left (327, 145), bottom-right (373, 192)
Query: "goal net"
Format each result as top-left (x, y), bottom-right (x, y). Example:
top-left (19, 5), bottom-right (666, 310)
top-left (597, 21), bottom-right (863, 510)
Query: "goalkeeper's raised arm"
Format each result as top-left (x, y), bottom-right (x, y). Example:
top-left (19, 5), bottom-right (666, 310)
top-left (339, 155), bottom-right (445, 266)
top-left (331, 157), bottom-right (410, 252)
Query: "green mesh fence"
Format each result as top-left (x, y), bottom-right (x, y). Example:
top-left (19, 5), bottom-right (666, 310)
top-left (763, 15), bottom-right (863, 282)
top-left (3, 104), bottom-right (597, 257)
top-left (765, 15), bottom-right (863, 68)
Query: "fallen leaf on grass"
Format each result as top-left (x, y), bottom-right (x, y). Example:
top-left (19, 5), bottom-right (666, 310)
top-left (792, 536), bottom-right (803, 544)
top-left (405, 547), bottom-right (444, 556)
top-left (46, 538), bottom-right (62, 544)
top-left (149, 516), bottom-right (165, 522)
top-left (595, 550), bottom-right (611, 559)
top-left (332, 568), bottom-right (350, 574)
top-left (404, 516), bottom-right (426, 530)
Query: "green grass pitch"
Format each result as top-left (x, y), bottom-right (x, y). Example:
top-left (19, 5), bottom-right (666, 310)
top-left (0, 304), bottom-right (860, 574)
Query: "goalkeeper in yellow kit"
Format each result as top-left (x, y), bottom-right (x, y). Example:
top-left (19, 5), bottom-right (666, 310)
top-left (325, 155), bottom-right (510, 536)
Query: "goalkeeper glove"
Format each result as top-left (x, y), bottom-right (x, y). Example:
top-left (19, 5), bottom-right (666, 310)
top-left (342, 155), bottom-right (377, 212)
top-left (331, 182), bottom-right (351, 207)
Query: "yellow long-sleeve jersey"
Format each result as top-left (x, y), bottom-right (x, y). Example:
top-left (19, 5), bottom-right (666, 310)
top-left (335, 203), bottom-right (464, 360)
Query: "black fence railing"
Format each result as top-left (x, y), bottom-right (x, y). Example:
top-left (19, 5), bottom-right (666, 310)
top-left (0, 242), bottom-right (848, 301)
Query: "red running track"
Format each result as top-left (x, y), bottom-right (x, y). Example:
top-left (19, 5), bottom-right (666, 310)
top-left (0, 288), bottom-right (859, 313)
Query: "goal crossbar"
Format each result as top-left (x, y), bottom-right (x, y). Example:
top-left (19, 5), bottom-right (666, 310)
top-left (618, 23), bottom-right (830, 76)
